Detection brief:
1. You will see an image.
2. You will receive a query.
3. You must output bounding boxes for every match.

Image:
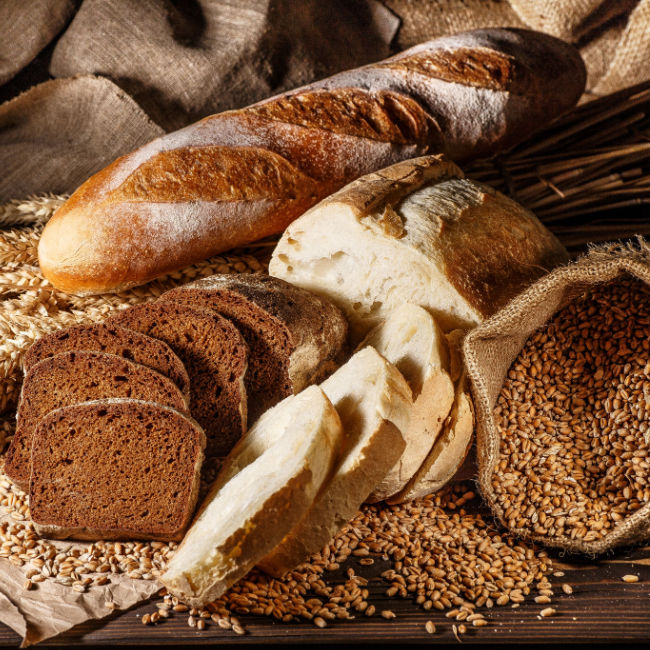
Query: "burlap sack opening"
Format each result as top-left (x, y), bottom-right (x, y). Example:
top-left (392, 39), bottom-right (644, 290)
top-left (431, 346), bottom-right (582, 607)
top-left (464, 239), bottom-right (650, 555)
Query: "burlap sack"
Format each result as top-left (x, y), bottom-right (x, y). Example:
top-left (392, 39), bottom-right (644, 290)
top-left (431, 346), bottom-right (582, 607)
top-left (464, 240), bottom-right (650, 554)
top-left (0, 76), bottom-right (163, 202)
top-left (49, 0), bottom-right (399, 131)
top-left (0, 0), bottom-right (75, 86)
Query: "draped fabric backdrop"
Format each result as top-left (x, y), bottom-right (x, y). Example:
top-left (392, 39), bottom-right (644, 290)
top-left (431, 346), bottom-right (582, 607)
top-left (1, 0), bottom-right (649, 202)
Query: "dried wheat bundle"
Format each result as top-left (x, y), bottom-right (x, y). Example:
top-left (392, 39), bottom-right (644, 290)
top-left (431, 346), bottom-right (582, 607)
top-left (468, 80), bottom-right (650, 249)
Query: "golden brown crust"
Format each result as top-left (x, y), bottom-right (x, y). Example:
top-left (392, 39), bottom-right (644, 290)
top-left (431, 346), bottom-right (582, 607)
top-left (331, 154), bottom-right (463, 217)
top-left (380, 48), bottom-right (515, 92)
top-left (438, 183), bottom-right (570, 319)
top-left (247, 88), bottom-right (439, 146)
top-left (113, 146), bottom-right (321, 204)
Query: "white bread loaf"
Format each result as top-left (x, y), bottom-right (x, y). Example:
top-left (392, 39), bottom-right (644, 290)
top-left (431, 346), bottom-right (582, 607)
top-left (360, 304), bottom-right (455, 502)
top-left (160, 385), bottom-right (342, 607)
top-left (269, 155), bottom-right (569, 343)
top-left (389, 331), bottom-right (474, 502)
top-left (257, 347), bottom-right (409, 577)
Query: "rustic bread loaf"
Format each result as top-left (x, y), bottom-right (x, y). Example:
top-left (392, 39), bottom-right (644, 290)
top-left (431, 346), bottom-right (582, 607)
top-left (161, 385), bottom-right (343, 607)
top-left (389, 330), bottom-right (474, 503)
top-left (360, 304), bottom-right (455, 502)
top-left (161, 273), bottom-right (347, 423)
top-left (5, 350), bottom-right (189, 491)
top-left (107, 301), bottom-right (247, 456)
top-left (270, 155), bottom-right (570, 342)
top-left (37, 29), bottom-right (585, 295)
top-left (29, 399), bottom-right (205, 542)
top-left (257, 347), bottom-right (408, 577)
top-left (23, 322), bottom-right (190, 399)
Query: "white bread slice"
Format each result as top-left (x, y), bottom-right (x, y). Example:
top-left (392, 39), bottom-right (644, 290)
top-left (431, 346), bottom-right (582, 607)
top-left (160, 385), bottom-right (343, 607)
top-left (257, 346), bottom-right (409, 577)
top-left (389, 331), bottom-right (474, 502)
top-left (269, 156), bottom-right (568, 343)
top-left (360, 304), bottom-right (455, 502)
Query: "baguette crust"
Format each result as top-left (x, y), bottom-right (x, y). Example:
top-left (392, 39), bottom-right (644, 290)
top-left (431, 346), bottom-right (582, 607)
top-left (38, 29), bottom-right (585, 295)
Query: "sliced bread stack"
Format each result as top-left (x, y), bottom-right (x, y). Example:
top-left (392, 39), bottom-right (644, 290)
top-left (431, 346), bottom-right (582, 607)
top-left (161, 385), bottom-right (343, 606)
top-left (7, 274), bottom-right (349, 542)
top-left (106, 301), bottom-right (249, 456)
top-left (4, 322), bottom-right (206, 541)
top-left (159, 273), bottom-right (348, 424)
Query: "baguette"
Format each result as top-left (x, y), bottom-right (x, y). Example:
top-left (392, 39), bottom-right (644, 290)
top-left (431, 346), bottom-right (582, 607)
top-left (270, 155), bottom-right (569, 342)
top-left (160, 385), bottom-right (342, 607)
top-left (38, 29), bottom-right (585, 295)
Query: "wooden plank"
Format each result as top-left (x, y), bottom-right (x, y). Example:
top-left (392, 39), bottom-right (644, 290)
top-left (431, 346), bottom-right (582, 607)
top-left (1, 545), bottom-right (648, 646)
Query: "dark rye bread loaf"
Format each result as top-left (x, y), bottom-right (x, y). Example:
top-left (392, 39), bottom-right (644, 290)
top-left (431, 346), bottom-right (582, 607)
top-left (29, 399), bottom-right (205, 542)
top-left (107, 301), bottom-right (248, 455)
top-left (5, 350), bottom-right (189, 491)
top-left (161, 274), bottom-right (348, 423)
top-left (23, 322), bottom-right (190, 399)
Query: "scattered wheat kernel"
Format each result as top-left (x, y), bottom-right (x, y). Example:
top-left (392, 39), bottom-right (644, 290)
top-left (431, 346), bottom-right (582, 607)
top-left (425, 620), bottom-right (436, 634)
top-left (233, 624), bottom-right (246, 635)
top-left (622, 575), bottom-right (639, 583)
top-left (540, 608), bottom-right (556, 617)
top-left (381, 610), bottom-right (396, 619)
top-left (197, 619), bottom-right (206, 631)
top-left (314, 616), bottom-right (327, 628)
top-left (141, 614), bottom-right (151, 625)
top-left (562, 584), bottom-right (573, 594)
top-left (473, 619), bottom-right (488, 627)
top-left (187, 615), bottom-right (196, 628)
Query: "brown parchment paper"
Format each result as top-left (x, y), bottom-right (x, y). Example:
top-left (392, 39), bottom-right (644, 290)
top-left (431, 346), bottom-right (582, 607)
top-left (0, 489), bottom-right (162, 647)
top-left (0, 556), bottom-right (160, 647)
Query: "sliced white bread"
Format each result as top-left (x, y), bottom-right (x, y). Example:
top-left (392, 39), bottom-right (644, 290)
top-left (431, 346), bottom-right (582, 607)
top-left (389, 330), bottom-right (474, 502)
top-left (257, 346), bottom-right (409, 577)
top-left (160, 385), bottom-right (343, 607)
top-left (360, 304), bottom-right (455, 502)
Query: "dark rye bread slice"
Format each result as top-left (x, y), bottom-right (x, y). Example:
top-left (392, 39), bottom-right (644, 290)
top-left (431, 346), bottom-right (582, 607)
top-left (4, 351), bottom-right (189, 491)
top-left (23, 322), bottom-right (190, 400)
top-left (161, 274), bottom-right (348, 423)
top-left (107, 302), bottom-right (248, 456)
top-left (29, 399), bottom-right (205, 542)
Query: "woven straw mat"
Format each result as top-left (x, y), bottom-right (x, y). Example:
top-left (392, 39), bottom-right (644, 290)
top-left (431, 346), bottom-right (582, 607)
top-left (0, 194), bottom-right (268, 422)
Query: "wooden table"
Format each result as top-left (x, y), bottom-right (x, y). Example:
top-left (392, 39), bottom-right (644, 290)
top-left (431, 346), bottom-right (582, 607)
top-left (1, 541), bottom-right (648, 646)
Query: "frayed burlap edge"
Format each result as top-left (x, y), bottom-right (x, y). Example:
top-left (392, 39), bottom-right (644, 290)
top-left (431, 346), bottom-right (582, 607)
top-left (464, 237), bottom-right (650, 555)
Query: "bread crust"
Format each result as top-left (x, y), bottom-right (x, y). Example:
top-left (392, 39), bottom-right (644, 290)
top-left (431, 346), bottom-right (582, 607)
top-left (38, 29), bottom-right (585, 295)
